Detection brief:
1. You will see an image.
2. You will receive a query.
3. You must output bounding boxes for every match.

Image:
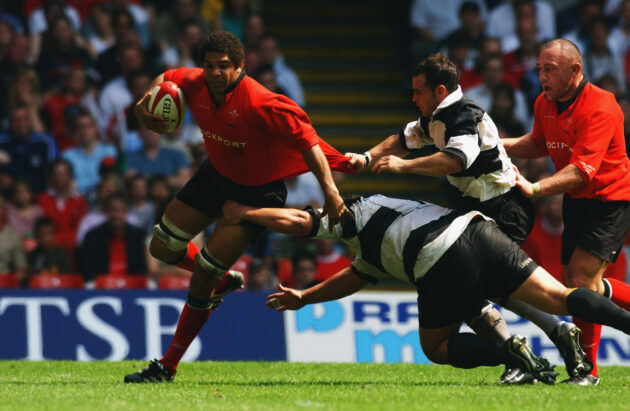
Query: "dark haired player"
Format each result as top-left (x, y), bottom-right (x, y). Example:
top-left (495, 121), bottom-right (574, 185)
top-left (125, 31), bottom-right (355, 383)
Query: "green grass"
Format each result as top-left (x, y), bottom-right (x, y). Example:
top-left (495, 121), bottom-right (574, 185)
top-left (1, 361), bottom-right (630, 410)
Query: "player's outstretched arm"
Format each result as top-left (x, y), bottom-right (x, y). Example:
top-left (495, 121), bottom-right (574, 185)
top-left (502, 133), bottom-right (547, 159)
top-left (134, 73), bottom-right (169, 133)
top-left (345, 133), bottom-right (408, 172)
top-left (266, 267), bottom-right (369, 311)
top-left (301, 144), bottom-right (351, 230)
top-left (221, 200), bottom-right (314, 236)
top-left (372, 151), bottom-right (462, 176)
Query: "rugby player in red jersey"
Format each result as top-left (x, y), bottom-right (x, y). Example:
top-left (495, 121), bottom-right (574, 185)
top-left (124, 31), bottom-right (355, 383)
top-left (504, 39), bottom-right (630, 385)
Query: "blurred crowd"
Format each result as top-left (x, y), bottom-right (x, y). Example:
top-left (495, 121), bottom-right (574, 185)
top-left (0, 0), bottom-right (629, 290)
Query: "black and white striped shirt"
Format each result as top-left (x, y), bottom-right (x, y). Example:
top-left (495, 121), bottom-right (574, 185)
top-left (310, 195), bottom-right (490, 284)
top-left (400, 86), bottom-right (515, 201)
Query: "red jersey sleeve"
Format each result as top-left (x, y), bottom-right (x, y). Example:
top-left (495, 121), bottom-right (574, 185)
top-left (570, 108), bottom-right (616, 182)
top-left (255, 93), bottom-right (319, 152)
top-left (530, 96), bottom-right (549, 154)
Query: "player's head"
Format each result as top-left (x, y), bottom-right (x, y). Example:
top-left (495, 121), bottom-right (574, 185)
top-left (198, 30), bottom-right (245, 93)
top-left (537, 38), bottom-right (583, 102)
top-left (412, 53), bottom-right (458, 116)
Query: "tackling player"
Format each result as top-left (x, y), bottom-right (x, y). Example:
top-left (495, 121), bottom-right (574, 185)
top-left (222, 196), bottom-right (630, 383)
top-left (124, 31), bottom-right (356, 383)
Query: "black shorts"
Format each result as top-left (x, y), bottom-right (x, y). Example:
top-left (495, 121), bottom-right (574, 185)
top-left (416, 219), bottom-right (538, 329)
top-left (561, 194), bottom-right (630, 264)
top-left (454, 187), bottom-right (535, 244)
top-left (175, 159), bottom-right (287, 238)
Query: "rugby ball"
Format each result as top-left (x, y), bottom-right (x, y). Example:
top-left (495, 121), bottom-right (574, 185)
top-left (148, 81), bottom-right (186, 132)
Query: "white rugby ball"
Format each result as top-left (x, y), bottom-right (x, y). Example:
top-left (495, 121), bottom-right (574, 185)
top-left (148, 81), bottom-right (186, 132)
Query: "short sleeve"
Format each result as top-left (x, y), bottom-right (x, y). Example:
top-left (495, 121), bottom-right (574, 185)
top-left (571, 109), bottom-right (616, 181)
top-left (351, 258), bottom-right (387, 283)
top-left (401, 120), bottom-right (433, 150)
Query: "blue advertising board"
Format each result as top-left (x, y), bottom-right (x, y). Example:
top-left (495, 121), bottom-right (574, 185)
top-left (0, 290), bottom-right (286, 361)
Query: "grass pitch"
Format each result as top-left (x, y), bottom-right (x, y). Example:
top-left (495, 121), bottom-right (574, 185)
top-left (2, 361), bottom-right (630, 410)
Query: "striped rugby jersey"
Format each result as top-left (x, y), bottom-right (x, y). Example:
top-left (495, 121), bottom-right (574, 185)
top-left (309, 195), bottom-right (490, 284)
top-left (400, 86), bottom-right (515, 202)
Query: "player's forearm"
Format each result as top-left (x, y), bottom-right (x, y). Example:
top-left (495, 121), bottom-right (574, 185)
top-left (369, 134), bottom-right (408, 162)
top-left (302, 144), bottom-right (339, 199)
top-left (242, 207), bottom-right (314, 236)
top-left (301, 267), bottom-right (368, 305)
top-left (536, 164), bottom-right (584, 196)
top-left (402, 151), bottom-right (462, 176)
top-left (502, 134), bottom-right (546, 159)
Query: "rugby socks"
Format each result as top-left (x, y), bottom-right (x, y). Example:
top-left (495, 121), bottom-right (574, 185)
top-left (174, 242), bottom-right (200, 273)
top-left (447, 333), bottom-right (506, 368)
top-left (161, 298), bottom-right (212, 372)
top-left (603, 278), bottom-right (630, 311)
top-left (566, 287), bottom-right (630, 377)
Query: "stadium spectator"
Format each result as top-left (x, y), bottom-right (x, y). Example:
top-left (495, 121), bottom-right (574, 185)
top-left (243, 14), bottom-right (265, 49)
top-left (582, 17), bottom-right (626, 94)
top-left (225, 194), bottom-right (630, 384)
top-left (563, 0), bottom-right (609, 54)
top-left (6, 179), bottom-right (42, 240)
top-left (75, 176), bottom-right (140, 246)
top-left (314, 238), bottom-right (352, 282)
top-left (254, 64), bottom-right (285, 95)
top-left (26, 216), bottom-right (72, 277)
top-left (345, 52), bottom-right (584, 384)
top-left (127, 175), bottom-right (154, 235)
top-left (596, 73), bottom-right (625, 100)
top-left (243, 47), bottom-right (263, 78)
top-left (43, 68), bottom-right (104, 151)
top-left (0, 105), bottom-right (57, 193)
top-left (83, 3), bottom-right (115, 60)
top-left (409, 0), bottom-right (487, 63)
top-left (486, 0), bottom-right (555, 53)
top-left (0, 193), bottom-right (26, 283)
top-left (110, 0), bottom-right (151, 49)
top-left (27, 0), bottom-right (82, 63)
top-left (7, 68), bottom-right (46, 135)
top-left (259, 34), bottom-right (306, 107)
top-left (489, 83), bottom-right (527, 137)
top-left (503, 39), bottom-right (630, 385)
top-left (502, 15), bottom-right (541, 99)
top-left (285, 173), bottom-right (325, 210)
top-left (291, 249), bottom-right (319, 290)
top-left (441, 1), bottom-right (486, 53)
top-left (221, 0), bottom-right (254, 41)
top-left (37, 159), bottom-right (88, 256)
top-left (153, 0), bottom-right (211, 53)
top-left (124, 31), bottom-right (352, 383)
top-left (161, 20), bottom-right (205, 70)
top-left (609, 0), bottom-right (630, 60)
top-left (246, 259), bottom-right (276, 291)
top-left (459, 37), bottom-right (502, 91)
top-left (465, 53), bottom-right (530, 127)
top-left (35, 14), bottom-right (94, 93)
top-left (78, 193), bottom-right (147, 283)
top-left (147, 175), bottom-right (173, 207)
top-left (125, 124), bottom-right (191, 189)
top-left (62, 111), bottom-right (118, 197)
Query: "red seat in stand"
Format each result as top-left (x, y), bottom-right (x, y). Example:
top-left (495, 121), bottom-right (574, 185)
top-left (0, 274), bottom-right (20, 288)
top-left (29, 274), bottom-right (84, 289)
top-left (94, 275), bottom-right (149, 289)
top-left (158, 274), bottom-right (191, 290)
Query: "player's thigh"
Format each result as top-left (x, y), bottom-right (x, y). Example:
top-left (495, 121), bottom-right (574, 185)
top-left (204, 222), bottom-right (255, 267)
top-left (163, 197), bottom-right (216, 234)
top-left (419, 323), bottom-right (463, 364)
top-left (564, 246), bottom-right (608, 291)
top-left (510, 267), bottom-right (569, 315)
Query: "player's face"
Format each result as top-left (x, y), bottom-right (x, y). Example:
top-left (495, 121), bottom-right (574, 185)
top-left (536, 47), bottom-right (578, 102)
top-left (202, 52), bottom-right (243, 93)
top-left (412, 74), bottom-right (440, 117)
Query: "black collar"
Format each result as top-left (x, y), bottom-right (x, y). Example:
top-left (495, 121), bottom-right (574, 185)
top-left (225, 70), bottom-right (246, 95)
top-left (556, 78), bottom-right (587, 114)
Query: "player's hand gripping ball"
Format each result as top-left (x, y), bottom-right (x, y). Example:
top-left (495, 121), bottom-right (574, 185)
top-left (148, 81), bottom-right (186, 132)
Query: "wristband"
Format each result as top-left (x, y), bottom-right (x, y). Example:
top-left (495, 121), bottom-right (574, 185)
top-left (363, 151), bottom-right (372, 167)
top-left (531, 182), bottom-right (541, 198)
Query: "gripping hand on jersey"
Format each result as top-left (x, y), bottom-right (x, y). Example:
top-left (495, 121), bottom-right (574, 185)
top-left (135, 93), bottom-right (170, 133)
top-left (321, 191), bottom-right (352, 232)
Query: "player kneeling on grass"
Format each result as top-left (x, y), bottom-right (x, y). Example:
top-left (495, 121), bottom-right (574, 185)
top-left (222, 195), bottom-right (630, 384)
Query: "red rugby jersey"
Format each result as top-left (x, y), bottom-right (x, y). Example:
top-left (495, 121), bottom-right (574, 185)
top-left (530, 82), bottom-right (630, 201)
top-left (164, 68), bottom-right (354, 185)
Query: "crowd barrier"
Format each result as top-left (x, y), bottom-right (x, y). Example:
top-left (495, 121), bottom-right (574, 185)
top-left (1, 290), bottom-right (629, 365)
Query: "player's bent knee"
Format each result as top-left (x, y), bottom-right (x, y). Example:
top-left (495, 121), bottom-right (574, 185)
top-left (151, 216), bottom-right (194, 256)
top-left (195, 247), bottom-right (230, 281)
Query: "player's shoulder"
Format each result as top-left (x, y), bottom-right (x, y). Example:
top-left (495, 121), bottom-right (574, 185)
top-left (164, 67), bottom-right (204, 87)
top-left (581, 83), bottom-right (622, 116)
